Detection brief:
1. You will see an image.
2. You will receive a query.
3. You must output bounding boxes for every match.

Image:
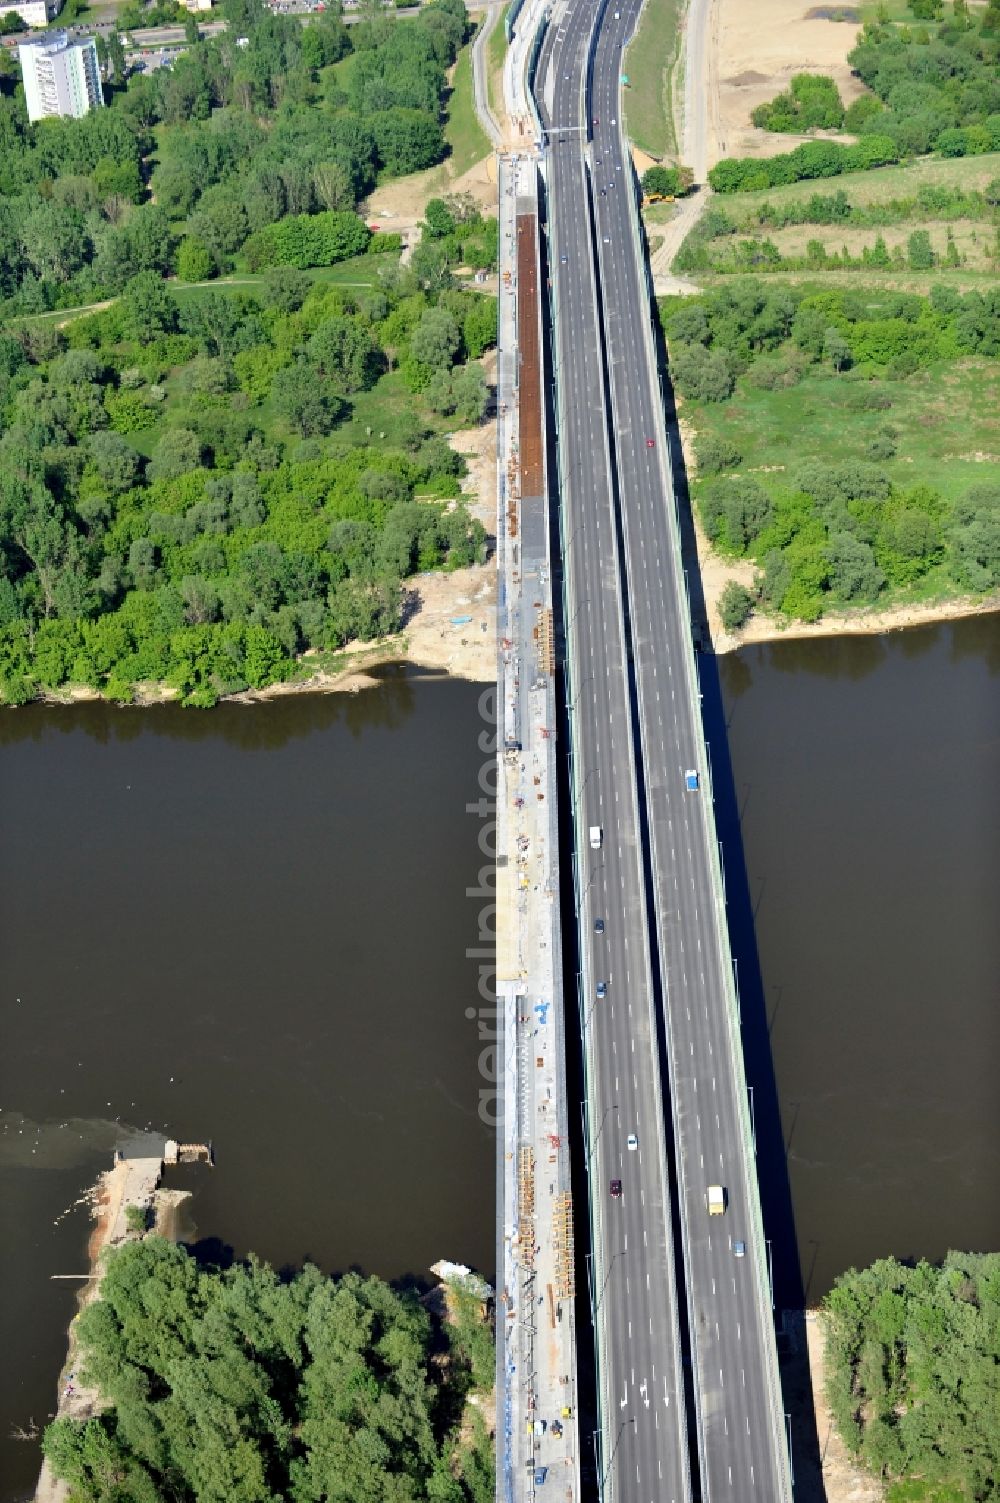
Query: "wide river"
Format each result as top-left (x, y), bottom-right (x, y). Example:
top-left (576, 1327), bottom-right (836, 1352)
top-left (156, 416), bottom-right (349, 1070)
top-left (1, 618), bottom-right (998, 1498)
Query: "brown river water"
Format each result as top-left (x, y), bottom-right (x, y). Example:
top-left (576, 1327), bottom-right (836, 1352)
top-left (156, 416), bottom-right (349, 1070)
top-left (1, 619), bottom-right (998, 1499)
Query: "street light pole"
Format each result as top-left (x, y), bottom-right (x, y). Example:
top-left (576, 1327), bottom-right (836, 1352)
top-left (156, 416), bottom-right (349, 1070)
top-left (593, 1247), bottom-right (627, 1316)
top-left (586, 1102), bottom-right (617, 1163)
top-left (600, 1416), bottom-right (635, 1494)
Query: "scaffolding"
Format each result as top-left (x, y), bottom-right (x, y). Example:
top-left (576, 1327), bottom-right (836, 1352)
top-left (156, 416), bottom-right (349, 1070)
top-left (553, 1192), bottom-right (575, 1301)
top-left (517, 1145), bottom-right (536, 1269)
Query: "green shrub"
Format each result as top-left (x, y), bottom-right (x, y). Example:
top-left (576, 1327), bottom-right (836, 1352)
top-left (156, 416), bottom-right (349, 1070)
top-left (752, 74), bottom-right (845, 133)
top-left (670, 343), bottom-right (736, 402)
top-left (694, 434), bottom-right (743, 475)
top-left (244, 212), bottom-right (371, 271)
top-left (719, 580), bottom-right (754, 631)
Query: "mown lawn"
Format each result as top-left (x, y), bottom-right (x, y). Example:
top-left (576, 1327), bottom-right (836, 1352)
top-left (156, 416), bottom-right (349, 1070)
top-left (623, 0), bottom-right (682, 158)
top-left (687, 357), bottom-right (1000, 511)
top-left (443, 32), bottom-right (492, 174)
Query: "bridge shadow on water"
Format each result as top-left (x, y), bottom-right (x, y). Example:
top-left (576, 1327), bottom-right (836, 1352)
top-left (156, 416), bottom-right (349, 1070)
top-left (650, 302), bottom-right (826, 1501)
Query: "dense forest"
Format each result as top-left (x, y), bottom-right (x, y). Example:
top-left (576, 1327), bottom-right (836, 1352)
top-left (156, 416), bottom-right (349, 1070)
top-left (0, 258), bottom-right (496, 705)
top-left (824, 1252), bottom-right (1000, 1502)
top-left (710, 0), bottom-right (1000, 192)
top-left (661, 280), bottom-right (1000, 623)
top-left (43, 1237), bottom-right (494, 1503)
top-left (0, 0), bottom-right (476, 311)
top-left (0, 0), bottom-right (502, 707)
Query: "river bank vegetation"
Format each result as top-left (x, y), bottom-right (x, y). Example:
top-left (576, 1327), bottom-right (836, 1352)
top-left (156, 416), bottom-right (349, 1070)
top-left (42, 1237), bottom-right (494, 1503)
top-left (0, 255), bottom-right (495, 706)
top-left (824, 1251), bottom-right (1000, 1503)
top-left (660, 279), bottom-right (1000, 625)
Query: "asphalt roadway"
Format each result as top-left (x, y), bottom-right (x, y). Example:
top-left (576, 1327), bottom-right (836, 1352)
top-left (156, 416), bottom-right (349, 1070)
top-left (538, 1), bottom-right (792, 1499)
top-left (538, 6), bottom-right (691, 1503)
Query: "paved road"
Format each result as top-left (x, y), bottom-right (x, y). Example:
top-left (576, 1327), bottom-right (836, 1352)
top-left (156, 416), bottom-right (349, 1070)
top-left (539, 6), bottom-right (691, 1503)
top-left (533, 0), bottom-right (792, 1498)
top-left (586, 2), bottom-right (792, 1499)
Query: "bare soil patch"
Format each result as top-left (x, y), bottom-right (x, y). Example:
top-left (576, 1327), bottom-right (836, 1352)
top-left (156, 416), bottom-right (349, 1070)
top-left (716, 0), bottom-right (864, 159)
top-left (805, 1312), bottom-right (883, 1503)
top-left (362, 154), bottom-right (498, 259)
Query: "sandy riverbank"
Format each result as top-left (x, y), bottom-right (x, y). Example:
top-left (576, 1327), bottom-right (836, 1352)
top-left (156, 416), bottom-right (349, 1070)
top-left (690, 505), bottom-right (1000, 654)
top-left (34, 1157), bottom-right (189, 1503)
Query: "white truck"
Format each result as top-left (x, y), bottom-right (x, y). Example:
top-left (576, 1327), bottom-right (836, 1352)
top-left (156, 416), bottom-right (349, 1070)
top-left (589, 826), bottom-right (602, 850)
top-left (707, 1185), bottom-right (726, 1216)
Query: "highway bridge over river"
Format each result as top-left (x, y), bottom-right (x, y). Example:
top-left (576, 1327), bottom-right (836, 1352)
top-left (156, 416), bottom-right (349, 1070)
top-left (495, 2), bottom-right (793, 1502)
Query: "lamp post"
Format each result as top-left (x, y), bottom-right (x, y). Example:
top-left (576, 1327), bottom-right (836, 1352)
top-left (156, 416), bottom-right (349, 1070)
top-left (599, 1415), bottom-right (635, 1497)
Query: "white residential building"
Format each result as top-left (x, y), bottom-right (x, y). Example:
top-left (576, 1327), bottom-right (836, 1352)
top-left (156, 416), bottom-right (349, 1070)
top-left (0, 0), bottom-right (61, 29)
top-left (18, 30), bottom-right (103, 123)
top-left (178, 0), bottom-right (212, 11)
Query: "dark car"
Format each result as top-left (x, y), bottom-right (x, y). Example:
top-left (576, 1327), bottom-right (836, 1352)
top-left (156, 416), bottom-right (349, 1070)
top-left (594, 917), bottom-right (605, 934)
top-left (610, 1179), bottom-right (622, 1198)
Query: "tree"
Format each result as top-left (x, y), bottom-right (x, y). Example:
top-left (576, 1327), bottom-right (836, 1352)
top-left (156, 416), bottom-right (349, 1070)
top-left (176, 237), bottom-right (214, 283)
top-left (823, 327), bottom-right (852, 372)
top-left (312, 160), bottom-right (353, 212)
top-left (95, 206), bottom-right (175, 292)
top-left (410, 306), bottom-right (461, 370)
top-left (826, 530), bottom-right (885, 601)
top-left (719, 581), bottom-right (753, 631)
top-left (424, 197), bottom-right (456, 237)
top-left (462, 297), bottom-right (498, 360)
top-left (118, 272), bottom-right (179, 345)
top-left (669, 343), bottom-right (735, 402)
top-left (370, 108), bottom-right (445, 175)
top-left (694, 435), bottom-right (742, 476)
top-left (147, 429), bottom-right (204, 483)
top-left (260, 266), bottom-right (313, 313)
top-left (907, 229), bottom-right (935, 269)
top-left (425, 364), bottom-right (489, 424)
top-left (309, 316), bottom-right (382, 391)
top-left (85, 432), bottom-right (142, 496)
top-left (271, 361), bottom-right (346, 436)
top-left (642, 164), bottom-right (690, 197)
